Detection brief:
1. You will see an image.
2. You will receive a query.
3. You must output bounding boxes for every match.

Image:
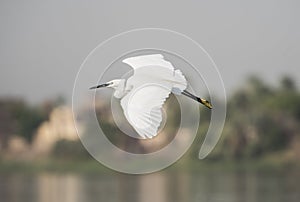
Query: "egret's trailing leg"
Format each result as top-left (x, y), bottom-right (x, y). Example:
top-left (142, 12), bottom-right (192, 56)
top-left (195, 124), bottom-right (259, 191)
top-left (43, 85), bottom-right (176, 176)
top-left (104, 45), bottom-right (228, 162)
top-left (182, 90), bottom-right (212, 109)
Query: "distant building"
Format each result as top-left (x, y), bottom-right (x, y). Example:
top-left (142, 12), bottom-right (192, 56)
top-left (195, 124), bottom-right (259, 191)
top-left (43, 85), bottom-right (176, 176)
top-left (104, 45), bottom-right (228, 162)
top-left (32, 106), bottom-right (82, 155)
top-left (6, 135), bottom-right (30, 159)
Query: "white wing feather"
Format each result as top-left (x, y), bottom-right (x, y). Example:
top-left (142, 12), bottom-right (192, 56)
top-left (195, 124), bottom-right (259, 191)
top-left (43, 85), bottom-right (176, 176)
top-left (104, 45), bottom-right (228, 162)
top-left (122, 54), bottom-right (174, 71)
top-left (120, 54), bottom-right (187, 138)
top-left (121, 85), bottom-right (171, 138)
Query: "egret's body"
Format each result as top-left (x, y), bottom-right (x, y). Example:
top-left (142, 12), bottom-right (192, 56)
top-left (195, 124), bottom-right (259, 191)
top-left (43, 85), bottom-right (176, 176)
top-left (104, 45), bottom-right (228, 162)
top-left (90, 54), bottom-right (211, 139)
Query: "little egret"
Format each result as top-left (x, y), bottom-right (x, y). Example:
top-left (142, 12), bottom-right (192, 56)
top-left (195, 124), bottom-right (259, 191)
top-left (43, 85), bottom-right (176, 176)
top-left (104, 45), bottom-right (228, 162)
top-left (90, 54), bottom-right (212, 139)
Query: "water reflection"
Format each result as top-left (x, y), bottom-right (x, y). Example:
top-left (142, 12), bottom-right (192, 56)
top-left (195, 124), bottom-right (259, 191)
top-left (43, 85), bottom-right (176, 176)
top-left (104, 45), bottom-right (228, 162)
top-left (0, 171), bottom-right (299, 202)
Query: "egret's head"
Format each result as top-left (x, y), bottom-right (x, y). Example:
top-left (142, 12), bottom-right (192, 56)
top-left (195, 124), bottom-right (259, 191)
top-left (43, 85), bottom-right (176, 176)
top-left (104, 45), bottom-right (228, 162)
top-left (107, 79), bottom-right (122, 88)
top-left (89, 79), bottom-right (121, 90)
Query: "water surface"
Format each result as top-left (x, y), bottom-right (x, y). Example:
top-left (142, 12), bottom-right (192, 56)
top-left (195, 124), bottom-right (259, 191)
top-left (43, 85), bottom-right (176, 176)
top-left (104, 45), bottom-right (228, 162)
top-left (0, 170), bottom-right (299, 202)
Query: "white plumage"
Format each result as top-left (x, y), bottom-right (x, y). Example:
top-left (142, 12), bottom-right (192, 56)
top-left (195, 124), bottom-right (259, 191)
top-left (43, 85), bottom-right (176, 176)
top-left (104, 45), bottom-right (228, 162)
top-left (121, 54), bottom-right (186, 138)
top-left (90, 54), bottom-right (212, 139)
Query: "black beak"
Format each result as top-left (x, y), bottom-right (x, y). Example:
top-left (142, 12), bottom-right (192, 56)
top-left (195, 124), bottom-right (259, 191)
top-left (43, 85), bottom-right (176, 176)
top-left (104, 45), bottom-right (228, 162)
top-left (89, 83), bottom-right (109, 90)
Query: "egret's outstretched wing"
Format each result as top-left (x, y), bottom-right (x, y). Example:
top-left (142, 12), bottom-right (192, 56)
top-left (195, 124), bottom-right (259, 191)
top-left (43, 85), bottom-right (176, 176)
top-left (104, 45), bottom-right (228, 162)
top-left (122, 54), bottom-right (174, 71)
top-left (120, 84), bottom-right (171, 139)
top-left (120, 54), bottom-right (187, 138)
top-left (123, 54), bottom-right (187, 94)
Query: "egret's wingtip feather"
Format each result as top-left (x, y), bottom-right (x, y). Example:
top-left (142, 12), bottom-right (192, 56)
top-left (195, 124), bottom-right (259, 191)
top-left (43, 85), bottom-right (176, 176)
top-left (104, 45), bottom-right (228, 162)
top-left (122, 54), bottom-right (173, 70)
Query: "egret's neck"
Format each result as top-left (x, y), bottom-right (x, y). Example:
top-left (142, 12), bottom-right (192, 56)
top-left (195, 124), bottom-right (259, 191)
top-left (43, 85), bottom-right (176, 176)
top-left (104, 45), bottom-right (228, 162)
top-left (113, 79), bottom-right (126, 98)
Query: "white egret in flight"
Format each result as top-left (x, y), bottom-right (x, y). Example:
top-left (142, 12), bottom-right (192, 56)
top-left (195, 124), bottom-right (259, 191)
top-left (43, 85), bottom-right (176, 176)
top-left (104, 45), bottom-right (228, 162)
top-left (90, 54), bottom-right (212, 139)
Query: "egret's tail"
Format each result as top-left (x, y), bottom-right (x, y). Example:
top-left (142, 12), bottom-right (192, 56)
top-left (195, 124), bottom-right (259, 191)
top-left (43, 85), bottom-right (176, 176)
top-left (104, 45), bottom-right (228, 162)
top-left (172, 69), bottom-right (187, 95)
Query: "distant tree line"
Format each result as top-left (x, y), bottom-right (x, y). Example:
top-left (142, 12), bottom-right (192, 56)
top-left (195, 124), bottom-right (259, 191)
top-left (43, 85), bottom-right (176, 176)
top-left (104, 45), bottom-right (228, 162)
top-left (0, 97), bottom-right (64, 149)
top-left (1, 76), bottom-right (299, 162)
top-left (192, 76), bottom-right (300, 161)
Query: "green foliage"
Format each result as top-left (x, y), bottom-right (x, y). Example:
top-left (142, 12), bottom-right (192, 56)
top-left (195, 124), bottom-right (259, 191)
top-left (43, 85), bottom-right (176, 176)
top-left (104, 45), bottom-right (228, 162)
top-left (12, 104), bottom-right (45, 142)
top-left (52, 139), bottom-right (90, 159)
top-left (0, 98), bottom-right (60, 145)
top-left (85, 75), bottom-right (300, 162)
top-left (1, 76), bottom-right (299, 163)
top-left (207, 75), bottom-right (300, 160)
top-left (0, 99), bottom-right (47, 144)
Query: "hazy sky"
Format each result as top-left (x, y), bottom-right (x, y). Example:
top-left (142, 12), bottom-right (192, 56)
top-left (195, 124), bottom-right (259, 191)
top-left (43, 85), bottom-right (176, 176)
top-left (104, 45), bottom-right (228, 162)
top-left (1, 0), bottom-right (299, 103)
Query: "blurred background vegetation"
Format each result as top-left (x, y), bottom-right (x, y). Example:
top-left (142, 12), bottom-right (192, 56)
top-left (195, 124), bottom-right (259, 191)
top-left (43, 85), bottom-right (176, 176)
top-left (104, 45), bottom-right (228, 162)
top-left (192, 75), bottom-right (300, 165)
top-left (0, 75), bottom-right (299, 171)
top-left (1, 1), bottom-right (299, 201)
